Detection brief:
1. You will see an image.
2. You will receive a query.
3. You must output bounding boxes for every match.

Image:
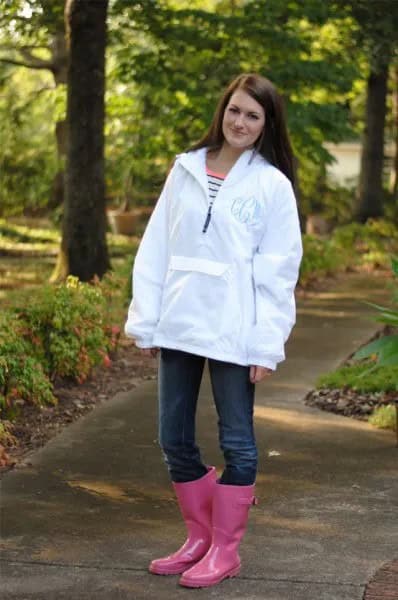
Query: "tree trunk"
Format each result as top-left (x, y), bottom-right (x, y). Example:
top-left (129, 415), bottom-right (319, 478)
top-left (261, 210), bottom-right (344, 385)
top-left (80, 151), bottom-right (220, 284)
top-left (355, 63), bottom-right (389, 222)
top-left (61, 0), bottom-right (110, 281)
top-left (48, 30), bottom-right (68, 211)
top-left (390, 66), bottom-right (398, 199)
top-left (48, 120), bottom-right (67, 210)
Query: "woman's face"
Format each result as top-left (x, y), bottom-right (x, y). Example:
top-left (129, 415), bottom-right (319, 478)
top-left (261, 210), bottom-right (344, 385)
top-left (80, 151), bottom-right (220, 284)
top-left (222, 89), bottom-right (265, 151)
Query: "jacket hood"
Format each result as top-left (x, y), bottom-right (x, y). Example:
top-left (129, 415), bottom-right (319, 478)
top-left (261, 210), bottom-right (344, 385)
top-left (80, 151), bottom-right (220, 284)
top-left (177, 147), bottom-right (267, 190)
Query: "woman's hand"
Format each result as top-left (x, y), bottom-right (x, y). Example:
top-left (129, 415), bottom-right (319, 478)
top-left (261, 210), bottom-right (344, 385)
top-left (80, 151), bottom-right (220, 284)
top-left (140, 348), bottom-right (159, 358)
top-left (249, 365), bottom-right (273, 383)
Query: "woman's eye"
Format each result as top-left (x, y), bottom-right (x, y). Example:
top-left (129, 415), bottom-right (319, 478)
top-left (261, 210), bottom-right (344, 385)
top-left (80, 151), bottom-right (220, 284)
top-left (249, 114), bottom-right (259, 120)
top-left (229, 107), bottom-right (239, 113)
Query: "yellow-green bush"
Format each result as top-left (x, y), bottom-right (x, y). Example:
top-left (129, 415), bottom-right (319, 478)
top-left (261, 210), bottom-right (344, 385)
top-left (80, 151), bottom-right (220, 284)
top-left (0, 276), bottom-right (121, 420)
top-left (369, 404), bottom-right (397, 432)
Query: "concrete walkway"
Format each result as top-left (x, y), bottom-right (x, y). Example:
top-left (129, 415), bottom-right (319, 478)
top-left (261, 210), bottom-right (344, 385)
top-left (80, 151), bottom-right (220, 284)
top-left (1, 273), bottom-right (397, 599)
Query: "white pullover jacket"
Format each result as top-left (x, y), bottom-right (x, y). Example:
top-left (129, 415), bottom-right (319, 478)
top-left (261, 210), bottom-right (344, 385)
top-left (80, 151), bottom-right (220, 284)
top-left (125, 147), bottom-right (303, 370)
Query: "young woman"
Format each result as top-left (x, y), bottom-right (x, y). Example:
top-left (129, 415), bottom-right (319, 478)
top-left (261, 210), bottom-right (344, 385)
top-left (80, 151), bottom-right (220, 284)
top-left (125, 73), bottom-right (303, 588)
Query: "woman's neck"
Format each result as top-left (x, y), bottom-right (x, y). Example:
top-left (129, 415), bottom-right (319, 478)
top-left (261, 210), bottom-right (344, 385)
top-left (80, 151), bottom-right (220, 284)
top-left (206, 143), bottom-right (249, 175)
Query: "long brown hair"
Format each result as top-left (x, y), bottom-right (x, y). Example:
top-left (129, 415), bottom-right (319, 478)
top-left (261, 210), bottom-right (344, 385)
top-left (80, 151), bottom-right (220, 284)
top-left (190, 73), bottom-right (295, 186)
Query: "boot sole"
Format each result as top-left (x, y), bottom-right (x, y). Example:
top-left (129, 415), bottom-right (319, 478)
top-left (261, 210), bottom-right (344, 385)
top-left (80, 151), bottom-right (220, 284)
top-left (149, 560), bottom-right (199, 576)
top-left (179, 565), bottom-right (241, 588)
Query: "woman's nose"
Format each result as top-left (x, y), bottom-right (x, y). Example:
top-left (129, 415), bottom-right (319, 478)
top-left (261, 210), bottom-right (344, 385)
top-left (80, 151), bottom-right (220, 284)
top-left (234, 114), bottom-right (245, 127)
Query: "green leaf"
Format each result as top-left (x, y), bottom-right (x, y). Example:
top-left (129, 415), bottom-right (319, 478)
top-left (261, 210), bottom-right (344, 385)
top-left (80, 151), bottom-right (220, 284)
top-left (353, 335), bottom-right (398, 361)
top-left (374, 314), bottom-right (398, 326)
top-left (376, 354), bottom-right (398, 367)
top-left (364, 301), bottom-right (395, 313)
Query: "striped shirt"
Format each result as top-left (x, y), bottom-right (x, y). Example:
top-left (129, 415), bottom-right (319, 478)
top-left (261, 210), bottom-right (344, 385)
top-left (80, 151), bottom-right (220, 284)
top-left (203, 167), bottom-right (226, 233)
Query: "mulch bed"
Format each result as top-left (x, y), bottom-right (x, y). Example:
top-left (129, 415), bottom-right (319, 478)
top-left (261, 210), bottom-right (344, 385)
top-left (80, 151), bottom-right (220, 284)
top-left (0, 340), bottom-right (158, 475)
top-left (305, 386), bottom-right (396, 420)
top-left (363, 559), bottom-right (398, 600)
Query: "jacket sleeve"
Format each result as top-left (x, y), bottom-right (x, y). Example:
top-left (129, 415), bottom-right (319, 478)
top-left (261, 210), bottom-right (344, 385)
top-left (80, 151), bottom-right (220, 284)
top-left (124, 165), bottom-right (176, 348)
top-left (247, 178), bottom-right (303, 370)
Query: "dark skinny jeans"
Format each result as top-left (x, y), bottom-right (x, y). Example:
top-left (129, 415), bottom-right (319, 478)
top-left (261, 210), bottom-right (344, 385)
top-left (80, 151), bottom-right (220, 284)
top-left (158, 348), bottom-right (257, 486)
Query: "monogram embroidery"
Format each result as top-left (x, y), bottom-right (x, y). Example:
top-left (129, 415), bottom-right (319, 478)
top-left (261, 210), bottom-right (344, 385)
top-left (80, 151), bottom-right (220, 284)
top-left (231, 196), bottom-right (263, 226)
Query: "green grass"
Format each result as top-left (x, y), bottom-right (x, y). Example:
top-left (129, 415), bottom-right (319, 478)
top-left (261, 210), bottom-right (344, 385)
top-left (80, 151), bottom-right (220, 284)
top-left (0, 221), bottom-right (59, 244)
top-left (0, 254), bottom-right (134, 316)
top-left (0, 218), bottom-right (138, 308)
top-left (316, 362), bottom-right (398, 392)
top-left (0, 218), bottom-right (137, 258)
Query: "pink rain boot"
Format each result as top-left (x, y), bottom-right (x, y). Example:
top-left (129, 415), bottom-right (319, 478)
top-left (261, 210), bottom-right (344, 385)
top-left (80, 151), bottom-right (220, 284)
top-left (179, 481), bottom-right (257, 587)
top-left (149, 466), bottom-right (217, 575)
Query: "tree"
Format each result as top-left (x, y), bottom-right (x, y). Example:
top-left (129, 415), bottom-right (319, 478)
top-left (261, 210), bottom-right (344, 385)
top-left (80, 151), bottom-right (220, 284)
top-left (334, 0), bottom-right (398, 222)
top-left (391, 65), bottom-right (398, 200)
top-left (111, 0), bottom-right (356, 218)
top-left (354, 1), bottom-right (397, 222)
top-left (357, 59), bottom-right (389, 222)
top-left (0, 1), bottom-right (68, 210)
top-left (52, 0), bottom-right (110, 281)
top-left (0, 64), bottom-right (60, 215)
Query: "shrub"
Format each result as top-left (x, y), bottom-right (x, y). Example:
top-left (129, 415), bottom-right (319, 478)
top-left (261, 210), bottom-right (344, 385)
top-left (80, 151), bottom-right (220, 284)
top-left (331, 220), bottom-right (398, 269)
top-left (0, 275), bottom-right (121, 420)
top-left (368, 404), bottom-right (397, 432)
top-left (299, 221), bottom-right (398, 286)
top-left (318, 183), bottom-right (355, 224)
top-left (299, 234), bottom-right (349, 285)
top-left (0, 316), bottom-right (56, 419)
top-left (14, 276), bottom-right (116, 383)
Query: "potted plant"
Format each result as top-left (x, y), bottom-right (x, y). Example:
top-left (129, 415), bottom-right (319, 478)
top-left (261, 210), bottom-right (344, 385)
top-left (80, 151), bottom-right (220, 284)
top-left (107, 169), bottom-right (137, 236)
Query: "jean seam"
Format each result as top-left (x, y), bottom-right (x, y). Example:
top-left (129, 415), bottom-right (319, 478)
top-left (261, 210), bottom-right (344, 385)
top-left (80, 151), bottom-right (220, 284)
top-left (181, 372), bottom-right (189, 455)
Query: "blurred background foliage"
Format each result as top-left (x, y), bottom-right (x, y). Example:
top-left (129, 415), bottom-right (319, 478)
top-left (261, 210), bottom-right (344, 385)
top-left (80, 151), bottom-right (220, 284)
top-left (0, 0), bottom-right (396, 220)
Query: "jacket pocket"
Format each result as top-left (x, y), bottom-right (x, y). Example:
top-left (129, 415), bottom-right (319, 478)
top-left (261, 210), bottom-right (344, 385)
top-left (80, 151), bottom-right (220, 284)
top-left (169, 256), bottom-right (230, 277)
top-left (158, 255), bottom-right (241, 348)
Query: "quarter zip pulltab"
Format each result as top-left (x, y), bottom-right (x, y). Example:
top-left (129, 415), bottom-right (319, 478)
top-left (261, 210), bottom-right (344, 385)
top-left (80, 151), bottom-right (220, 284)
top-left (202, 207), bottom-right (212, 233)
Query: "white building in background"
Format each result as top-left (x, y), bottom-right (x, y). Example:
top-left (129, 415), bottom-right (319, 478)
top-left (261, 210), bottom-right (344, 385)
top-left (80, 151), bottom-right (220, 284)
top-left (323, 141), bottom-right (396, 186)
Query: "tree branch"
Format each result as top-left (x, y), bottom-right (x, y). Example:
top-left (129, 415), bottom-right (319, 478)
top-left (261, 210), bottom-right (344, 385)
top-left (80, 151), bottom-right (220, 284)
top-left (20, 48), bottom-right (53, 68)
top-left (0, 56), bottom-right (55, 70)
